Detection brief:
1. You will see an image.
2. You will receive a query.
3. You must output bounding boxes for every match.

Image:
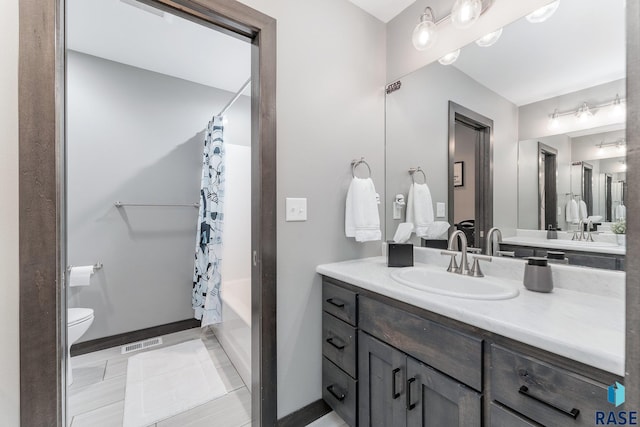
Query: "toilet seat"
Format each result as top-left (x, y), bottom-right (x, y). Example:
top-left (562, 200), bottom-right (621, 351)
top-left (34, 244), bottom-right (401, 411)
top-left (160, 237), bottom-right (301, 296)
top-left (68, 307), bottom-right (94, 327)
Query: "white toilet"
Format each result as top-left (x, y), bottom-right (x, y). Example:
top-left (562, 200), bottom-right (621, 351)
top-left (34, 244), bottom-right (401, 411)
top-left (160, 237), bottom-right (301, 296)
top-left (67, 307), bottom-right (94, 385)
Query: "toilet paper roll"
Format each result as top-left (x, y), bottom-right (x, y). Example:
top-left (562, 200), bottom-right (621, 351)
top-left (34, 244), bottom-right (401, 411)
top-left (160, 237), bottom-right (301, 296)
top-left (69, 265), bottom-right (94, 287)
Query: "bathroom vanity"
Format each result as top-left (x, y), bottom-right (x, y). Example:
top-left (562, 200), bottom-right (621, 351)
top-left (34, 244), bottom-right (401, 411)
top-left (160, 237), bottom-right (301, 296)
top-left (318, 250), bottom-right (624, 426)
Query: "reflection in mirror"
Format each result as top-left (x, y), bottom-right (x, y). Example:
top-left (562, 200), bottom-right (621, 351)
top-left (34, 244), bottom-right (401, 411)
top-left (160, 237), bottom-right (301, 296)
top-left (385, 0), bottom-right (626, 263)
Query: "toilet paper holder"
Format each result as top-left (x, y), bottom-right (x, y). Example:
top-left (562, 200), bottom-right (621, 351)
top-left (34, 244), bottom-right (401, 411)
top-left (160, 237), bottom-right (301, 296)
top-left (66, 262), bottom-right (103, 272)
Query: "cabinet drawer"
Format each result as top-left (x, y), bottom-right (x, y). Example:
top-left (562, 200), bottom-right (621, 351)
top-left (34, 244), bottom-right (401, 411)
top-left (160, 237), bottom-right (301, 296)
top-left (491, 344), bottom-right (607, 427)
top-left (323, 357), bottom-right (357, 427)
top-left (323, 281), bottom-right (357, 326)
top-left (490, 403), bottom-right (539, 426)
top-left (359, 296), bottom-right (483, 391)
top-left (323, 312), bottom-right (357, 378)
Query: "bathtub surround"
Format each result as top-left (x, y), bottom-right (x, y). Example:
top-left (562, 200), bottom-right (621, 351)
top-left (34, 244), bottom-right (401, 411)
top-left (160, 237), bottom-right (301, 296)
top-left (67, 51), bottom-right (250, 342)
top-left (193, 117), bottom-right (227, 327)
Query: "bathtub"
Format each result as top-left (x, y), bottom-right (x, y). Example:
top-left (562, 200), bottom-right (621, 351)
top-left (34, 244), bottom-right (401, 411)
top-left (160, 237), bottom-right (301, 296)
top-left (212, 277), bottom-right (251, 390)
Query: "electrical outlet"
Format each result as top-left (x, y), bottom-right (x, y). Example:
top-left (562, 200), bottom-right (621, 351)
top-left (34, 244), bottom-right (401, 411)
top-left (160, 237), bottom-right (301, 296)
top-left (285, 198), bottom-right (307, 221)
top-left (436, 202), bottom-right (446, 218)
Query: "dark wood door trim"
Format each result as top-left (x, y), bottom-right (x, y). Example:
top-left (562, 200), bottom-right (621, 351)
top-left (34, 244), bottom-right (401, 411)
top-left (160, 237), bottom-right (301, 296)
top-left (18, 0), bottom-right (277, 425)
top-left (626, 0), bottom-right (640, 410)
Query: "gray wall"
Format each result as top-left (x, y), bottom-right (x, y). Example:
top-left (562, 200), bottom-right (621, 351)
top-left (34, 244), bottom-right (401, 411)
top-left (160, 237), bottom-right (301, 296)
top-left (236, 0), bottom-right (387, 417)
top-left (518, 135), bottom-right (571, 230)
top-left (385, 62), bottom-right (519, 241)
top-left (67, 51), bottom-right (251, 342)
top-left (0, 0), bottom-right (19, 423)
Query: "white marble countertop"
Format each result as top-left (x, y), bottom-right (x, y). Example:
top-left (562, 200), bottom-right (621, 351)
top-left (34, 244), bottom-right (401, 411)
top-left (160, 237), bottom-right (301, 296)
top-left (317, 248), bottom-right (625, 376)
top-left (501, 229), bottom-right (626, 255)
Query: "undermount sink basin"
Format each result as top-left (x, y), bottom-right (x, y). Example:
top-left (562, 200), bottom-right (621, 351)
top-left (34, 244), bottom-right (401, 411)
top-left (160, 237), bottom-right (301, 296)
top-left (390, 266), bottom-right (520, 300)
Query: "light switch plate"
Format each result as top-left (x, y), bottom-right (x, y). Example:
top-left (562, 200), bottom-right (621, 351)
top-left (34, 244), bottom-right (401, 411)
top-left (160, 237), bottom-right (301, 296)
top-left (285, 198), bottom-right (307, 221)
top-left (436, 202), bottom-right (446, 218)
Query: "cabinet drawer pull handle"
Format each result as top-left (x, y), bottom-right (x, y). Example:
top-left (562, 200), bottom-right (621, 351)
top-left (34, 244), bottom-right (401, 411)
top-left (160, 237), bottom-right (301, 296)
top-left (326, 336), bottom-right (345, 350)
top-left (392, 368), bottom-right (401, 399)
top-left (326, 298), bottom-right (345, 308)
top-left (406, 377), bottom-right (416, 410)
top-left (518, 386), bottom-right (580, 419)
top-left (327, 385), bottom-right (346, 402)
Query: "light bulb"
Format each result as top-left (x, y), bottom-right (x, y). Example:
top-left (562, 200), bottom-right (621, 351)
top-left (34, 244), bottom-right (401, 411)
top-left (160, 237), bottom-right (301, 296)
top-left (438, 49), bottom-right (461, 65)
top-left (526, 0), bottom-right (560, 23)
top-left (611, 94), bottom-right (625, 119)
top-left (451, 0), bottom-right (482, 29)
top-left (412, 8), bottom-right (437, 51)
top-left (576, 103), bottom-right (593, 123)
top-left (622, 162), bottom-right (627, 172)
top-left (222, 116), bottom-right (229, 125)
top-left (476, 28), bottom-right (503, 47)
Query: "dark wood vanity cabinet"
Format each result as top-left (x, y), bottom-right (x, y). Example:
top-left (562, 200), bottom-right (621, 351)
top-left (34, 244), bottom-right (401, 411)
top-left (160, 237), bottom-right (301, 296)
top-left (321, 276), bottom-right (619, 427)
top-left (358, 332), bottom-right (481, 427)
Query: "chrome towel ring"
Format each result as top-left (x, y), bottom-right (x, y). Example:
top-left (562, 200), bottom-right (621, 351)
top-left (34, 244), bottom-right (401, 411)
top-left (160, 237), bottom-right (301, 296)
top-left (409, 167), bottom-right (427, 184)
top-left (351, 157), bottom-right (372, 178)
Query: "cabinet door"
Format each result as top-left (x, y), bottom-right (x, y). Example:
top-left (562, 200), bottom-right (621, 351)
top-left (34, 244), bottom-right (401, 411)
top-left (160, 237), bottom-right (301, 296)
top-left (358, 331), bottom-right (407, 427)
top-left (406, 357), bottom-right (481, 427)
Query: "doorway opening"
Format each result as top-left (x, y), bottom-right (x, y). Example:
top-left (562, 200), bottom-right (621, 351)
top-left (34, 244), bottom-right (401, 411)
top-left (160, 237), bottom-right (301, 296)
top-left (538, 142), bottom-right (558, 230)
top-left (448, 102), bottom-right (493, 252)
top-left (18, 0), bottom-right (276, 425)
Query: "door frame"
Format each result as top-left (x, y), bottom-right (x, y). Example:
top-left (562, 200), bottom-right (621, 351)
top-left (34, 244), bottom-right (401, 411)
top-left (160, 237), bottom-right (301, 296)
top-left (448, 101), bottom-right (494, 251)
top-left (18, 0), bottom-right (277, 425)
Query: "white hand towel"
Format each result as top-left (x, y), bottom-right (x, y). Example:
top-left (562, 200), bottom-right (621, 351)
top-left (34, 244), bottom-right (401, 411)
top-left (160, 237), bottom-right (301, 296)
top-left (616, 204), bottom-right (626, 220)
top-left (423, 221), bottom-right (451, 239)
top-left (579, 200), bottom-right (588, 220)
top-left (345, 177), bottom-right (381, 242)
top-left (406, 183), bottom-right (435, 237)
top-left (69, 265), bottom-right (94, 287)
top-left (565, 199), bottom-right (579, 224)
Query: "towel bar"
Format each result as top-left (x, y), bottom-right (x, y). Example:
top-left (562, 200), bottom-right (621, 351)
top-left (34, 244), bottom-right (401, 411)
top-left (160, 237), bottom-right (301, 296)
top-left (409, 167), bottom-right (427, 184)
top-left (67, 262), bottom-right (103, 272)
top-left (351, 157), bottom-right (372, 178)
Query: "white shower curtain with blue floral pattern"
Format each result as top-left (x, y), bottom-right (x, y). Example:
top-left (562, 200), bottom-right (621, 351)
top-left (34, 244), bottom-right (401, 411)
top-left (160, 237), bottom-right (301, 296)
top-left (193, 116), bottom-right (225, 327)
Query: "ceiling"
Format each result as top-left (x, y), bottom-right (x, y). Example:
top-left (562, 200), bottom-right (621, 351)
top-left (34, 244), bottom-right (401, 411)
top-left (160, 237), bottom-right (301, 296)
top-left (67, 0), bottom-right (251, 94)
top-left (451, 0), bottom-right (626, 106)
top-left (348, 0), bottom-right (416, 23)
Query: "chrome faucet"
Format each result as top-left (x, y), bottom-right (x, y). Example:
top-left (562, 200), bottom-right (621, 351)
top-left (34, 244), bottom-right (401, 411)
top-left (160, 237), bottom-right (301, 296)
top-left (573, 219), bottom-right (586, 241)
top-left (486, 227), bottom-right (502, 256)
top-left (447, 230), bottom-right (471, 275)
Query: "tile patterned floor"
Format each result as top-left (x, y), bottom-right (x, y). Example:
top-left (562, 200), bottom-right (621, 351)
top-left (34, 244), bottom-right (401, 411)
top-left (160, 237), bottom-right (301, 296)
top-left (68, 327), bottom-right (250, 427)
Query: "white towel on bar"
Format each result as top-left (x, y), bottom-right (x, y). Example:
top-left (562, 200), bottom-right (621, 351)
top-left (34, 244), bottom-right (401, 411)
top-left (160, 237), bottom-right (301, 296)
top-left (406, 183), bottom-right (435, 237)
top-left (565, 199), bottom-right (579, 224)
top-left (345, 177), bottom-right (381, 242)
top-left (579, 200), bottom-right (588, 220)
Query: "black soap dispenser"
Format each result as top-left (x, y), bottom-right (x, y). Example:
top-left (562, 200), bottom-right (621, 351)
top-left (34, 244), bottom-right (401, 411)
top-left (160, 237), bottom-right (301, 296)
top-left (523, 257), bottom-right (554, 293)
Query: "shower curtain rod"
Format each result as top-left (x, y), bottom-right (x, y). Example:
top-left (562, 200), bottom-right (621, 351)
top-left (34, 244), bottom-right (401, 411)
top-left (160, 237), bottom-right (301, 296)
top-left (218, 78), bottom-right (251, 117)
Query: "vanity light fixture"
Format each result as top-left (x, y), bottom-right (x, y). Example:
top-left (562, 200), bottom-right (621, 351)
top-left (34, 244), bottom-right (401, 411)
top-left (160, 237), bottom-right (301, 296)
top-left (547, 95), bottom-right (627, 129)
top-left (576, 102), bottom-right (593, 123)
top-left (451, 0), bottom-right (482, 29)
top-left (438, 49), bottom-right (461, 65)
top-left (412, 1), bottom-right (494, 51)
top-left (525, 0), bottom-right (560, 24)
top-left (596, 138), bottom-right (626, 151)
top-left (412, 7), bottom-right (438, 50)
top-left (475, 28), bottom-right (503, 47)
top-left (548, 109), bottom-right (560, 130)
